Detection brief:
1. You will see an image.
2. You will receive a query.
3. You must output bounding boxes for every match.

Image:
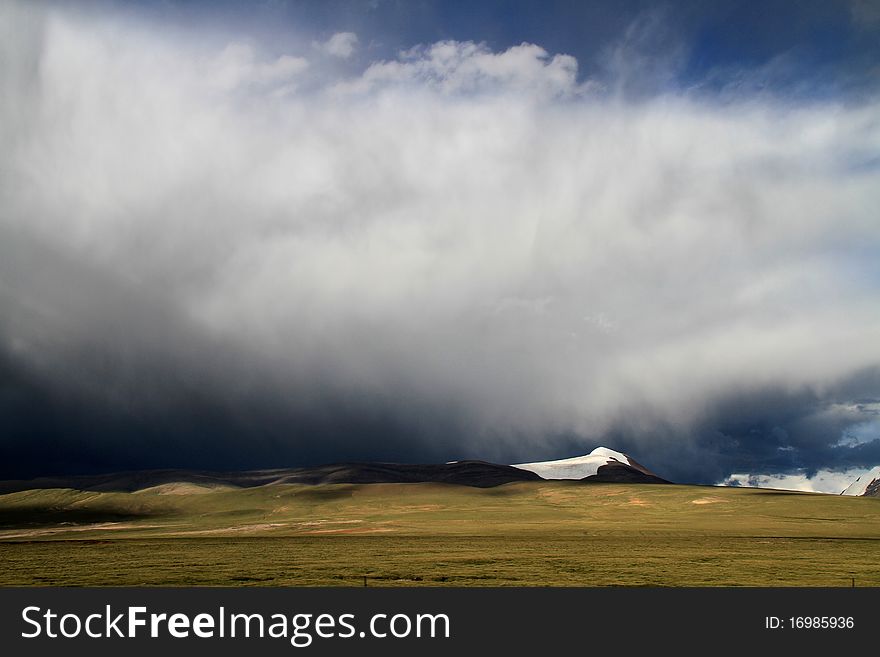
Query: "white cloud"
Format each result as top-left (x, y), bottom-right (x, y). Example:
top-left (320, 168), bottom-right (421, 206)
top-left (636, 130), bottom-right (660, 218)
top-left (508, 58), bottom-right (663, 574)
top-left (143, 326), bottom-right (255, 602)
top-left (723, 469), bottom-right (871, 494)
top-left (210, 43), bottom-right (309, 92)
top-left (1, 2), bottom-right (879, 469)
top-left (314, 31), bottom-right (358, 59)
top-left (337, 40), bottom-right (582, 97)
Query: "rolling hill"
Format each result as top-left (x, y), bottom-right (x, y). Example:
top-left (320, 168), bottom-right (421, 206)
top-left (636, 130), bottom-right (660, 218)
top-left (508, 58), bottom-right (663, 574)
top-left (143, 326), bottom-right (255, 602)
top-left (0, 480), bottom-right (878, 586)
top-left (0, 460), bottom-right (541, 494)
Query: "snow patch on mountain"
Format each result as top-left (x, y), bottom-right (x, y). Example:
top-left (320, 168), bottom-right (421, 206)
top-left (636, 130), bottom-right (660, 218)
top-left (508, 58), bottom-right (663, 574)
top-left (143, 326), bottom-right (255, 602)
top-left (512, 446), bottom-right (637, 480)
top-left (840, 466), bottom-right (880, 496)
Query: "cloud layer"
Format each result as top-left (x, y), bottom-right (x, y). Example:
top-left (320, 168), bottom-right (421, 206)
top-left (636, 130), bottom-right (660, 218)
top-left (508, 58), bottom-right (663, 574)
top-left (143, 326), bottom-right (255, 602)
top-left (1, 2), bottom-right (879, 481)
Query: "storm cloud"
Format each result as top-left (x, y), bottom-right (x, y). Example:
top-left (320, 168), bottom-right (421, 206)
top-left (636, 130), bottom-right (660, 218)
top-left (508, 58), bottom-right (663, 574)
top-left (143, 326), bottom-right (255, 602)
top-left (1, 1), bottom-right (879, 483)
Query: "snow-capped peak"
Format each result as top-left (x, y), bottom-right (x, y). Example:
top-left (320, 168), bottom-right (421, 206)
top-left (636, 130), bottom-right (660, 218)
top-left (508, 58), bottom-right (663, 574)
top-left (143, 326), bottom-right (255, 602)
top-left (512, 446), bottom-right (638, 480)
top-left (840, 466), bottom-right (880, 496)
top-left (587, 446), bottom-right (630, 463)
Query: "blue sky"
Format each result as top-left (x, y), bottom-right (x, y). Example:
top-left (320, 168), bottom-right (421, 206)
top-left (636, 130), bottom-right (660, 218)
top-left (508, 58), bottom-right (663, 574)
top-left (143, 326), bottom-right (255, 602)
top-left (108, 0), bottom-right (880, 99)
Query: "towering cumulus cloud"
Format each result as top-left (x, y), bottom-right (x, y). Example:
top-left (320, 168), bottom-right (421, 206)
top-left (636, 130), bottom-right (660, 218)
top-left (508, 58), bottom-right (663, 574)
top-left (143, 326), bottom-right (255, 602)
top-left (1, 1), bottom-right (879, 484)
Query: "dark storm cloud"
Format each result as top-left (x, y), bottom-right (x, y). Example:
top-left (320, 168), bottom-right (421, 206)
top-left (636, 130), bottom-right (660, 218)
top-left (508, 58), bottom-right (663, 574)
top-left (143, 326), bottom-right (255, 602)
top-left (590, 373), bottom-right (880, 484)
top-left (0, 228), bottom-right (472, 478)
top-left (1, 1), bottom-right (879, 482)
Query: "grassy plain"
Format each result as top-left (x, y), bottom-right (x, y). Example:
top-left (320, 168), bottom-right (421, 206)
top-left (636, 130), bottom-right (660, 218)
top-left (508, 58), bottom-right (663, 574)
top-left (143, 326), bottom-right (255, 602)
top-left (0, 482), bottom-right (878, 586)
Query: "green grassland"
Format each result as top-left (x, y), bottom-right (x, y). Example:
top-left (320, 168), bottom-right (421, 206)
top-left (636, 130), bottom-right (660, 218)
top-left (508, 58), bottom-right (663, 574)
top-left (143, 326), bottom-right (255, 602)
top-left (0, 481), bottom-right (878, 586)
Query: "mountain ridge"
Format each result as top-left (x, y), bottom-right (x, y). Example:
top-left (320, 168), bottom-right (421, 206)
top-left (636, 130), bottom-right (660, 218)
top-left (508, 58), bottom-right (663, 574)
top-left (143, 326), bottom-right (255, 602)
top-left (512, 446), bottom-right (670, 484)
top-left (0, 447), bottom-right (671, 492)
top-left (0, 461), bottom-right (542, 494)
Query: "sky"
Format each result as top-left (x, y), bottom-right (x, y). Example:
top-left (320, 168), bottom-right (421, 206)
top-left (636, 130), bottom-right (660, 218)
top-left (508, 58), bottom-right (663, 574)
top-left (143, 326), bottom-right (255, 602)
top-left (1, 0), bottom-right (879, 490)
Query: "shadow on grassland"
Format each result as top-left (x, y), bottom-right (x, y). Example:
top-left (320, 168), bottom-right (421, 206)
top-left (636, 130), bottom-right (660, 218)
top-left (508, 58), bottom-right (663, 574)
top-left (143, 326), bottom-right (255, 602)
top-left (0, 506), bottom-right (168, 528)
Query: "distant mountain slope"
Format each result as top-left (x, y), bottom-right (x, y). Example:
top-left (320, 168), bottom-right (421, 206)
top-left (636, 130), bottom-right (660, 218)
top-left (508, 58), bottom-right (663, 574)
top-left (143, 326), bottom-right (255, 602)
top-left (512, 446), bottom-right (669, 484)
top-left (841, 466), bottom-right (880, 497)
top-left (271, 461), bottom-right (542, 488)
top-left (0, 460), bottom-right (541, 494)
top-left (0, 449), bottom-right (672, 494)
